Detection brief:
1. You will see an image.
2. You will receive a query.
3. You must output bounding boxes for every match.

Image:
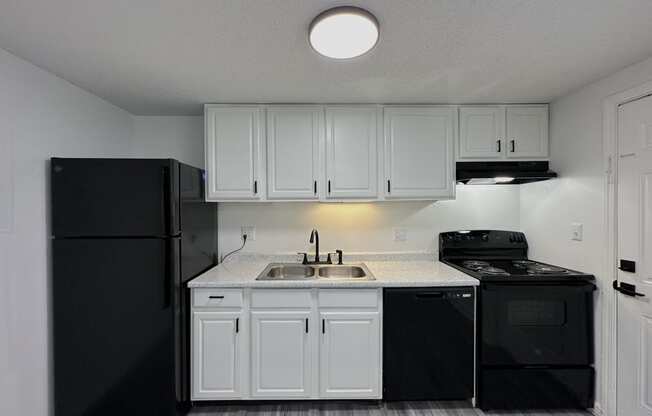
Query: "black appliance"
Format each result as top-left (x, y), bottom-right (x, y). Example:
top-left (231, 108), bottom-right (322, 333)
top-left (51, 158), bottom-right (217, 416)
top-left (439, 230), bottom-right (595, 410)
top-left (456, 161), bottom-right (557, 184)
top-left (383, 287), bottom-right (474, 401)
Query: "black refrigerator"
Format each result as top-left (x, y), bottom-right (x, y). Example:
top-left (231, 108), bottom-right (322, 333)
top-left (51, 158), bottom-right (218, 416)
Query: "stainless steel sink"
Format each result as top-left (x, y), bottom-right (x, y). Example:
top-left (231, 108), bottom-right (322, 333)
top-left (256, 263), bottom-right (374, 281)
top-left (258, 264), bottom-right (316, 280)
top-left (318, 265), bottom-right (368, 278)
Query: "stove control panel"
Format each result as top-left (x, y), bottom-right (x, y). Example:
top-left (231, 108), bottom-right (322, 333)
top-left (439, 230), bottom-right (529, 257)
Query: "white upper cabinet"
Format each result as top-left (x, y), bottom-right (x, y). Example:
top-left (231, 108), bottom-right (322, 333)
top-left (266, 106), bottom-right (322, 200)
top-left (205, 105), bottom-right (264, 200)
top-left (325, 106), bottom-right (378, 199)
top-left (458, 104), bottom-right (548, 161)
top-left (505, 105), bottom-right (548, 158)
top-left (459, 106), bottom-right (506, 159)
top-left (383, 106), bottom-right (456, 199)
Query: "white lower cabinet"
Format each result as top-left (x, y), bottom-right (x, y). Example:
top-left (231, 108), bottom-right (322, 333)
top-left (191, 288), bottom-right (382, 401)
top-left (250, 311), bottom-right (312, 398)
top-left (192, 311), bottom-right (243, 399)
top-left (319, 312), bottom-right (381, 398)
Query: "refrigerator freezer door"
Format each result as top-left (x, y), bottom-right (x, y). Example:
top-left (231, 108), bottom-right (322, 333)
top-left (51, 158), bottom-right (180, 237)
top-left (53, 238), bottom-right (177, 415)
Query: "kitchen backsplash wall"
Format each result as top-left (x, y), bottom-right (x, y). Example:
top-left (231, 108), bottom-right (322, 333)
top-left (218, 185), bottom-right (521, 257)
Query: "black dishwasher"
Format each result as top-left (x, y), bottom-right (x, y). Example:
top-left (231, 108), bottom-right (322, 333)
top-left (383, 287), bottom-right (475, 401)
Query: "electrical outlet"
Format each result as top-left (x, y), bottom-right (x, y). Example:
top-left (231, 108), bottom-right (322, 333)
top-left (393, 227), bottom-right (408, 242)
top-left (241, 225), bottom-right (256, 241)
top-left (571, 223), bottom-right (583, 241)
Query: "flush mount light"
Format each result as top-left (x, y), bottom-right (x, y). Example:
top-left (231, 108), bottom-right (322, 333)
top-left (309, 6), bottom-right (379, 59)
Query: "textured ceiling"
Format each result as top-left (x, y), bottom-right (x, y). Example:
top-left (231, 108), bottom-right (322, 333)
top-left (1, 0), bottom-right (652, 115)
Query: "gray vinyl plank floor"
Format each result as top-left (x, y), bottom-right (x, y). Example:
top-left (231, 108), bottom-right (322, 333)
top-left (189, 401), bottom-right (590, 416)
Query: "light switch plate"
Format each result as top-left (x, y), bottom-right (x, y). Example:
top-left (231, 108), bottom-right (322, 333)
top-left (571, 223), bottom-right (583, 241)
top-left (241, 225), bottom-right (256, 241)
top-left (393, 227), bottom-right (408, 242)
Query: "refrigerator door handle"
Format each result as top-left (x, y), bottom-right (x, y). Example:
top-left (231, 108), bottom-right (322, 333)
top-left (163, 239), bottom-right (172, 309)
top-left (161, 166), bottom-right (171, 236)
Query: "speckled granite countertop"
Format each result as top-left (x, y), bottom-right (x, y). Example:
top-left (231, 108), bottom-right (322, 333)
top-left (187, 252), bottom-right (478, 288)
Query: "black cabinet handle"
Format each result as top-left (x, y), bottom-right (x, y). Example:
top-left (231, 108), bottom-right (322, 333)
top-left (305, 318), bottom-right (309, 333)
top-left (235, 317), bottom-right (239, 333)
top-left (314, 180), bottom-right (317, 195)
top-left (322, 319), bottom-right (325, 334)
top-left (328, 180), bottom-right (331, 194)
top-left (208, 295), bottom-right (224, 299)
top-left (510, 139), bottom-right (515, 153)
top-left (497, 140), bottom-right (501, 153)
top-left (254, 180), bottom-right (258, 194)
top-left (387, 180), bottom-right (391, 193)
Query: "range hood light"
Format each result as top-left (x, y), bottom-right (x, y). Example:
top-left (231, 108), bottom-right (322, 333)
top-left (494, 177), bottom-right (515, 183)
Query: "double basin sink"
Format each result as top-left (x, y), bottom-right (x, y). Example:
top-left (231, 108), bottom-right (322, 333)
top-left (256, 263), bottom-right (375, 281)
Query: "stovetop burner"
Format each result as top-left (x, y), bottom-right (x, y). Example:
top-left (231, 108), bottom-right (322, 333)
top-left (462, 260), bottom-right (490, 270)
top-left (445, 258), bottom-right (591, 282)
top-left (479, 266), bottom-right (509, 276)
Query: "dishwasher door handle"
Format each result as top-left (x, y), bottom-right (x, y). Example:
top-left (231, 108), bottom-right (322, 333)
top-left (415, 292), bottom-right (444, 299)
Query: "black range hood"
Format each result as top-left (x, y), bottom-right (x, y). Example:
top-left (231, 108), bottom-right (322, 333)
top-left (456, 161), bottom-right (557, 185)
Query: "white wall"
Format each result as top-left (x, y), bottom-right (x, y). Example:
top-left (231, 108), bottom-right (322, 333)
top-left (130, 116), bottom-right (204, 168)
top-left (520, 55), bottom-right (652, 411)
top-left (0, 49), bottom-right (134, 416)
top-left (218, 186), bottom-right (521, 257)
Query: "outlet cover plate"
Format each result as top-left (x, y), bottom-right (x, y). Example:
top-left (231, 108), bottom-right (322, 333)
top-left (241, 225), bottom-right (256, 241)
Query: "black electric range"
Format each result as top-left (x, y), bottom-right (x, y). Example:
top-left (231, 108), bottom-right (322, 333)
top-left (439, 230), bottom-right (595, 410)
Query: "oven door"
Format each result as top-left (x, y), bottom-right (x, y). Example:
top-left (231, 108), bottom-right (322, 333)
top-left (480, 282), bottom-right (594, 366)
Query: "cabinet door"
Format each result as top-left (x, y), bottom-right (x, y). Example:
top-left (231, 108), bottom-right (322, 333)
top-left (325, 107), bottom-right (378, 199)
top-left (384, 106), bottom-right (456, 199)
top-left (192, 311), bottom-right (242, 399)
top-left (266, 106), bottom-right (322, 200)
top-left (505, 105), bottom-right (548, 158)
top-left (251, 311), bottom-right (312, 398)
top-left (319, 312), bottom-right (381, 398)
top-left (205, 105), bottom-right (264, 200)
top-left (459, 106), bottom-right (505, 159)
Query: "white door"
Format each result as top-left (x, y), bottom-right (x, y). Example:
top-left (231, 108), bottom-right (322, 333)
top-left (505, 105), bottom-right (548, 158)
top-left (192, 311), bottom-right (242, 399)
top-left (266, 106), bottom-right (322, 200)
top-left (616, 94), bottom-right (652, 416)
top-left (319, 312), bottom-right (380, 398)
top-left (384, 106), bottom-right (455, 199)
top-left (459, 106), bottom-right (505, 159)
top-left (251, 311), bottom-right (312, 398)
top-left (205, 105), bottom-right (264, 200)
top-left (325, 106), bottom-right (378, 199)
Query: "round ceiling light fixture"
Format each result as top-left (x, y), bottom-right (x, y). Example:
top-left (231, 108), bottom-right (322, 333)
top-left (309, 6), bottom-right (379, 59)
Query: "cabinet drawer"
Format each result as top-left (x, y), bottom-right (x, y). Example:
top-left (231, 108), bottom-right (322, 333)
top-left (193, 289), bottom-right (243, 308)
top-left (251, 289), bottom-right (312, 308)
top-left (319, 289), bottom-right (378, 308)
